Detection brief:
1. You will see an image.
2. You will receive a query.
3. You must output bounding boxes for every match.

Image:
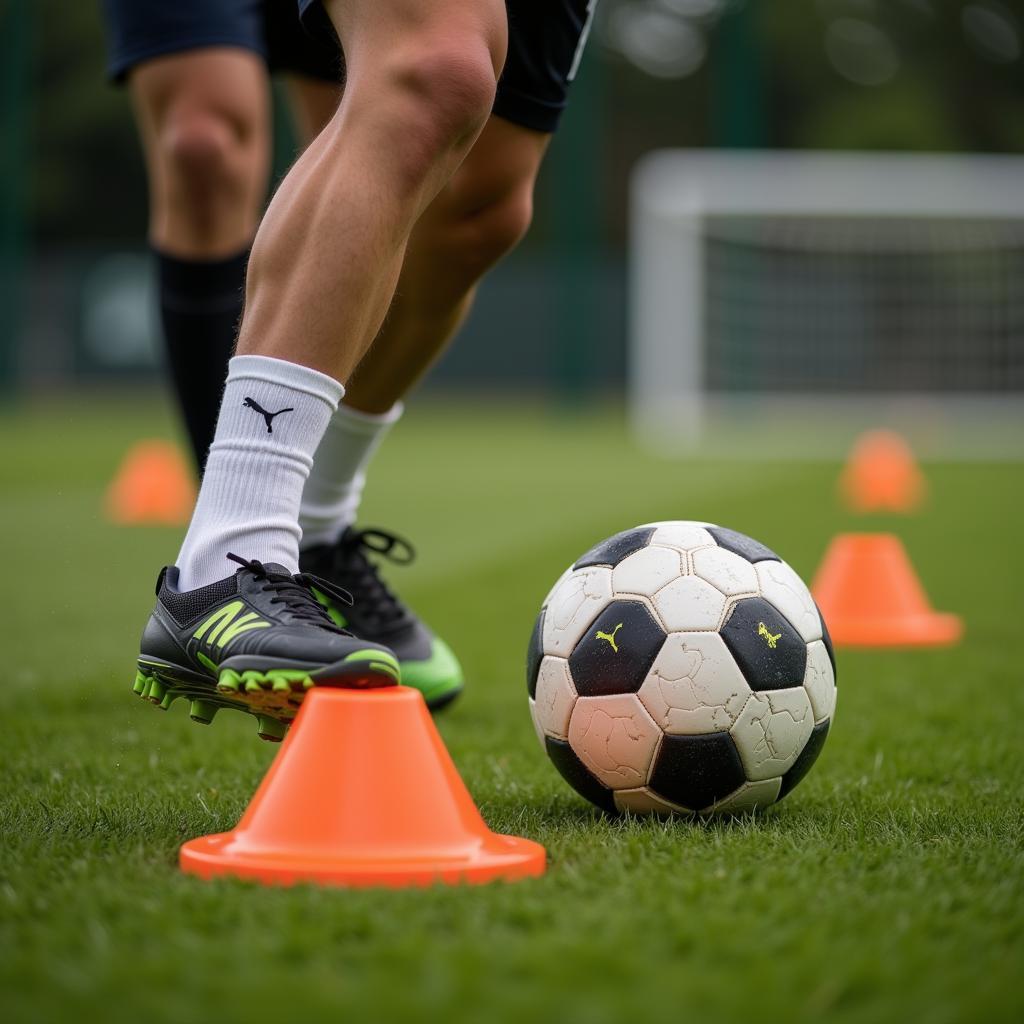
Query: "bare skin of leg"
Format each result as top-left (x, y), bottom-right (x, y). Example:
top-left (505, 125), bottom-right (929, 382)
top-left (236, 0), bottom-right (508, 382)
top-left (344, 115), bottom-right (549, 413)
top-left (129, 48), bottom-right (272, 258)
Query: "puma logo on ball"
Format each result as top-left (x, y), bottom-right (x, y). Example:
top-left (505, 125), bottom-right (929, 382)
top-left (595, 623), bottom-right (624, 653)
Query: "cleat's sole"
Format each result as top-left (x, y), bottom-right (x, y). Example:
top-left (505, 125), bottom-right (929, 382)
top-left (130, 647), bottom-right (399, 741)
top-left (216, 668), bottom-right (316, 716)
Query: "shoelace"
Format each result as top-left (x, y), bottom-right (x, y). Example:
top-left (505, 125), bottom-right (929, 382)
top-left (332, 528), bottom-right (415, 627)
top-left (226, 552), bottom-right (354, 632)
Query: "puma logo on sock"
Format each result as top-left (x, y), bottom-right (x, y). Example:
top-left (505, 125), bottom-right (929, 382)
top-left (243, 397), bottom-right (294, 433)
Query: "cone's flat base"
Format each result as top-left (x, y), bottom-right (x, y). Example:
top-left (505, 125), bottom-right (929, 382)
top-left (180, 831), bottom-right (546, 888)
top-left (829, 612), bottom-right (962, 647)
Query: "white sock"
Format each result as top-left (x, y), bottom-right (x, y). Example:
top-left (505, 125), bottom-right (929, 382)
top-left (298, 401), bottom-right (403, 548)
top-left (175, 354), bottom-right (344, 591)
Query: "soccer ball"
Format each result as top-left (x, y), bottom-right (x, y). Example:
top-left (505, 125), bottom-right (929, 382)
top-left (527, 522), bottom-right (836, 815)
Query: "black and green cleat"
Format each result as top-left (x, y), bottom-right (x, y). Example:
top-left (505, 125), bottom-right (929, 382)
top-left (132, 553), bottom-right (400, 741)
top-left (301, 527), bottom-right (464, 711)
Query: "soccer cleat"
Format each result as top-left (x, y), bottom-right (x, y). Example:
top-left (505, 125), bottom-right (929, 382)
top-left (133, 553), bottom-right (400, 740)
top-left (300, 527), bottom-right (464, 711)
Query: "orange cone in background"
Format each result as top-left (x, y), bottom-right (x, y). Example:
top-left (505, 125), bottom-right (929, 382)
top-left (105, 440), bottom-right (195, 525)
top-left (811, 533), bottom-right (962, 648)
top-left (180, 686), bottom-right (547, 887)
top-left (839, 429), bottom-right (926, 513)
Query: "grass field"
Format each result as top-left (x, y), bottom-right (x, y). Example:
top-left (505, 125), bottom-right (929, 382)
top-left (1, 395), bottom-right (1022, 1024)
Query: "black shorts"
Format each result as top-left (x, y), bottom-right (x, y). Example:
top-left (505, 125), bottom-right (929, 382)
top-left (103, 0), bottom-right (596, 133)
top-left (103, 0), bottom-right (344, 84)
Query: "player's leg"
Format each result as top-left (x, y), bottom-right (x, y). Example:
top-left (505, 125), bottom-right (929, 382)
top-left (136, 0), bottom-right (507, 731)
top-left (128, 48), bottom-right (272, 471)
top-left (344, 116), bottom-right (548, 413)
top-left (131, 50), bottom-right (270, 256)
top-left (338, 0), bottom-right (596, 412)
top-left (297, 114), bottom-right (546, 549)
top-left (297, 116), bottom-right (547, 545)
top-left (298, 117), bottom-right (547, 708)
top-left (295, 0), bottom-right (595, 708)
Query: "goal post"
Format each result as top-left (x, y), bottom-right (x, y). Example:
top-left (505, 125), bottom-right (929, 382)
top-left (629, 150), bottom-right (1024, 459)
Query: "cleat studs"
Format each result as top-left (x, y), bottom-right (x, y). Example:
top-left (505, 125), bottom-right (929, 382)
top-left (217, 670), bottom-right (242, 694)
top-left (256, 715), bottom-right (286, 742)
top-left (271, 677), bottom-right (292, 693)
top-left (146, 677), bottom-right (167, 704)
top-left (158, 692), bottom-right (176, 711)
top-left (189, 699), bottom-right (217, 725)
top-left (132, 672), bottom-right (151, 696)
top-left (242, 670), bottom-right (266, 693)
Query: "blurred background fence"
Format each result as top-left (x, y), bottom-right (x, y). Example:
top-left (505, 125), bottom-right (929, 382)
top-left (2, 0), bottom-right (1023, 405)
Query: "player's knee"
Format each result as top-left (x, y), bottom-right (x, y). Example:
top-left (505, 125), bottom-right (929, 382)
top-left (380, 44), bottom-right (499, 173)
top-left (401, 45), bottom-right (497, 127)
top-left (466, 185), bottom-right (534, 271)
top-left (160, 112), bottom-right (248, 206)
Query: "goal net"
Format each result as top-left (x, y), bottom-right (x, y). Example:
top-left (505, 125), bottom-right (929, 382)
top-left (629, 151), bottom-right (1024, 458)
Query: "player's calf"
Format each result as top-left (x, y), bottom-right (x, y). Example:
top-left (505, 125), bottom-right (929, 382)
top-left (431, 179), bottom-right (535, 300)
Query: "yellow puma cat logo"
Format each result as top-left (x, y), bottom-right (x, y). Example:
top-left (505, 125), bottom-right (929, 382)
top-left (758, 622), bottom-right (782, 649)
top-left (596, 623), bottom-right (624, 653)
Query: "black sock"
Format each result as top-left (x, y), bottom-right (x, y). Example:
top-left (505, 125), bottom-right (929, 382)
top-left (156, 248), bottom-right (249, 474)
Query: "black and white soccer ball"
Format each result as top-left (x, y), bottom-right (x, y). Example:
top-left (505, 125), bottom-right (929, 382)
top-left (527, 522), bottom-right (837, 815)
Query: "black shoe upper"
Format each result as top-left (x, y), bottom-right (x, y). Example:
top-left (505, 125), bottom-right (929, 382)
top-left (300, 527), bottom-right (434, 661)
top-left (142, 553), bottom-right (396, 674)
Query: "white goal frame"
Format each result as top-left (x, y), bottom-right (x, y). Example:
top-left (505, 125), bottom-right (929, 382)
top-left (629, 150), bottom-right (1024, 459)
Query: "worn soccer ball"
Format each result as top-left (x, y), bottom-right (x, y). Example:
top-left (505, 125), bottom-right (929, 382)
top-left (527, 522), bottom-right (837, 815)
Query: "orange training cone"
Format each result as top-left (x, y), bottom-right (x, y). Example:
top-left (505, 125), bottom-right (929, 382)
top-left (105, 439), bottom-right (196, 526)
top-left (839, 429), bottom-right (926, 513)
top-left (180, 686), bottom-right (547, 887)
top-left (811, 533), bottom-right (962, 648)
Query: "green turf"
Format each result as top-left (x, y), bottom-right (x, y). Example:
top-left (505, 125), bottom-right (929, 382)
top-left (1, 395), bottom-right (1021, 1024)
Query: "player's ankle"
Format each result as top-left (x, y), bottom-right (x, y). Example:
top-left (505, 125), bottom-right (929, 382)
top-left (298, 401), bottom-right (402, 548)
top-left (300, 517), bottom-right (354, 552)
top-left (176, 355), bottom-right (344, 591)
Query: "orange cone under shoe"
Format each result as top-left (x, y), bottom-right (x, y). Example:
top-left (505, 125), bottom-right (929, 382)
top-left (839, 430), bottom-right (926, 513)
top-left (180, 687), bottom-right (547, 887)
top-left (105, 440), bottom-right (195, 525)
top-left (811, 533), bottom-right (962, 647)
